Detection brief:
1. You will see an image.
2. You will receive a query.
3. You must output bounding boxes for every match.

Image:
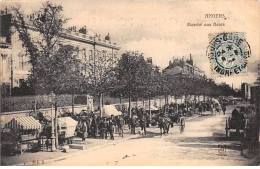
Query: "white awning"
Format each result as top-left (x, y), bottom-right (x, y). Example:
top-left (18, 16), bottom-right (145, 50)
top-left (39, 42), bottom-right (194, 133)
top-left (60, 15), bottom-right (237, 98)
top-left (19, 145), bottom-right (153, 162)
top-left (145, 105), bottom-right (158, 111)
top-left (57, 117), bottom-right (78, 127)
top-left (212, 98), bottom-right (220, 104)
top-left (101, 105), bottom-right (122, 117)
top-left (5, 116), bottom-right (41, 130)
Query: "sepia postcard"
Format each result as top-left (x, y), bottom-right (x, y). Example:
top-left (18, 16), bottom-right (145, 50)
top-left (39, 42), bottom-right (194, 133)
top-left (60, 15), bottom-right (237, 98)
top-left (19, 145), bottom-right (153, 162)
top-left (0, 0), bottom-right (259, 166)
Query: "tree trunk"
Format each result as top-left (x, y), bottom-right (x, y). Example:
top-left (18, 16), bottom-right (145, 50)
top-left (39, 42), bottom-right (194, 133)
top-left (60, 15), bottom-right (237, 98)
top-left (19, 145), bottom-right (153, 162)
top-left (72, 94), bottom-right (74, 115)
top-left (149, 98), bottom-right (151, 120)
top-left (34, 95), bottom-right (37, 113)
top-left (99, 93), bottom-right (103, 117)
top-left (55, 101), bottom-right (58, 148)
top-left (164, 95), bottom-right (167, 114)
top-left (129, 95), bottom-right (132, 117)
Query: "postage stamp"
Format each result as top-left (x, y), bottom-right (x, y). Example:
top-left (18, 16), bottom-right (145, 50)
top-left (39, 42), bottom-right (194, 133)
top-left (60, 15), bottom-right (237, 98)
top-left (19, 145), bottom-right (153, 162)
top-left (207, 32), bottom-right (251, 76)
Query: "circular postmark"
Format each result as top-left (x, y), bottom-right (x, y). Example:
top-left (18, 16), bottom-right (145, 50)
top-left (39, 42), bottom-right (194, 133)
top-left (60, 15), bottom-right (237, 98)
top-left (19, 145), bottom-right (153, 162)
top-left (207, 32), bottom-right (251, 76)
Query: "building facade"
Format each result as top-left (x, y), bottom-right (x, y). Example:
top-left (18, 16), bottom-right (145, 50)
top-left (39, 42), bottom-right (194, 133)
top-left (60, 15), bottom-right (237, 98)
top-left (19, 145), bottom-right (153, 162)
top-left (162, 54), bottom-right (205, 77)
top-left (241, 83), bottom-right (251, 101)
top-left (0, 10), bottom-right (120, 90)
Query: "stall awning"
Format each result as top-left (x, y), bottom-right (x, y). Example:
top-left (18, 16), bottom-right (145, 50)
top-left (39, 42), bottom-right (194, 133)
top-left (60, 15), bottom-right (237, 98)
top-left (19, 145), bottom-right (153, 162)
top-left (5, 116), bottom-right (41, 130)
top-left (145, 105), bottom-right (158, 111)
top-left (212, 98), bottom-right (220, 105)
top-left (57, 117), bottom-right (78, 127)
top-left (101, 105), bottom-right (122, 117)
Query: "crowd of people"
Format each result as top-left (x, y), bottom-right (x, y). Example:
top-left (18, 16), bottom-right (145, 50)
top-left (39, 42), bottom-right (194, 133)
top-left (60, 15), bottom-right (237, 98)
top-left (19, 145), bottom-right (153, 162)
top-left (75, 113), bottom-right (125, 140)
top-left (66, 100), bottom-right (227, 141)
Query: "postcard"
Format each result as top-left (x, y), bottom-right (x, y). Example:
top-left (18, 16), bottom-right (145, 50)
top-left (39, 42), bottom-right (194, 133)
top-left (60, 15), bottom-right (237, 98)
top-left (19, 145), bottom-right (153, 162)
top-left (0, 0), bottom-right (259, 166)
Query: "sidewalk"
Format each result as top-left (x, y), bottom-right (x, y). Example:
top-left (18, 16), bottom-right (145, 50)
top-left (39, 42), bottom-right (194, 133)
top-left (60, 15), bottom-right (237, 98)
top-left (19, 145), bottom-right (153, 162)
top-left (1, 128), bottom-right (139, 166)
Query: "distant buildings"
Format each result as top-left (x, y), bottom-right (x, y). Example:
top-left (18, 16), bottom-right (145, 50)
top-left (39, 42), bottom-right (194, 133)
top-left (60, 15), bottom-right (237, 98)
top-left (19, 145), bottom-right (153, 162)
top-left (0, 9), bottom-right (120, 90)
top-left (241, 82), bottom-right (259, 104)
top-left (241, 83), bottom-right (251, 101)
top-left (162, 54), bottom-right (205, 77)
top-left (146, 57), bottom-right (160, 76)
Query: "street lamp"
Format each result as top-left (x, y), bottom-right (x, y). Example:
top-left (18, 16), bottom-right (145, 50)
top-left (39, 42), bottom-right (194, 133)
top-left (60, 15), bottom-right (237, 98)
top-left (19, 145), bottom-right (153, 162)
top-left (49, 91), bottom-right (56, 152)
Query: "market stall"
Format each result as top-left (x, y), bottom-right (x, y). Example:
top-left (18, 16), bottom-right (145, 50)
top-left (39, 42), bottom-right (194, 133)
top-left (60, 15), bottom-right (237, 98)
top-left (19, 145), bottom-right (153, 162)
top-left (2, 116), bottom-right (42, 155)
top-left (57, 117), bottom-right (78, 145)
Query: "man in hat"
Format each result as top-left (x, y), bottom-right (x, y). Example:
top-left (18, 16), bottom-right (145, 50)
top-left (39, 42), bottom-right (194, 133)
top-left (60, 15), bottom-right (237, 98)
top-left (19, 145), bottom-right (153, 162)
top-left (117, 115), bottom-right (125, 137)
top-left (140, 114), bottom-right (147, 135)
top-left (81, 122), bottom-right (87, 141)
top-left (99, 117), bottom-right (106, 139)
top-left (222, 103), bottom-right (226, 115)
top-left (130, 116), bottom-right (136, 134)
top-left (107, 118), bottom-right (115, 140)
top-left (91, 114), bottom-right (97, 138)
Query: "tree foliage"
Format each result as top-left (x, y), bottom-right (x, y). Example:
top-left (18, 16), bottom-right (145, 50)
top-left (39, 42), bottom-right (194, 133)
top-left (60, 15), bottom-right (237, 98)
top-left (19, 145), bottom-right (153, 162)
top-left (112, 51), bottom-right (152, 100)
top-left (111, 51), bottom-right (237, 103)
top-left (11, 2), bottom-right (86, 95)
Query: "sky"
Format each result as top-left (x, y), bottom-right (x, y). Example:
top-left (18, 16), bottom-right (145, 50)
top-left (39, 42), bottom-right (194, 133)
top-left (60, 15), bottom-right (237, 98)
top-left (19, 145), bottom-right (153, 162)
top-left (1, 0), bottom-right (259, 89)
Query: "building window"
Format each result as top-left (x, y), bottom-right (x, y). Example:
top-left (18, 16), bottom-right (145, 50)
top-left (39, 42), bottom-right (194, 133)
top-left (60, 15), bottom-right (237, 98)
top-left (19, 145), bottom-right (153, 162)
top-left (102, 50), bottom-right (106, 61)
top-left (89, 50), bottom-right (93, 60)
top-left (96, 50), bottom-right (101, 61)
top-left (18, 54), bottom-right (25, 70)
top-left (82, 48), bottom-right (86, 60)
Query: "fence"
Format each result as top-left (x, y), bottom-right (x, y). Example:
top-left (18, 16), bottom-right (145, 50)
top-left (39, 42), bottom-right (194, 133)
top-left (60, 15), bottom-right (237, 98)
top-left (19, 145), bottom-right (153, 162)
top-left (1, 94), bottom-right (93, 113)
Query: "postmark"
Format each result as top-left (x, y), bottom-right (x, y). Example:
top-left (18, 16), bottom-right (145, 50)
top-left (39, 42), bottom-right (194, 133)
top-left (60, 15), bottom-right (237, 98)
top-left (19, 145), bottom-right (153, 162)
top-left (207, 32), bottom-right (251, 76)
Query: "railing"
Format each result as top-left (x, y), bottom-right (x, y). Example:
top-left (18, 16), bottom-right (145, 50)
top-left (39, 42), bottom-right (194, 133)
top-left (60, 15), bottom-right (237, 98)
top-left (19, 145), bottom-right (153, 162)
top-left (63, 30), bottom-right (117, 47)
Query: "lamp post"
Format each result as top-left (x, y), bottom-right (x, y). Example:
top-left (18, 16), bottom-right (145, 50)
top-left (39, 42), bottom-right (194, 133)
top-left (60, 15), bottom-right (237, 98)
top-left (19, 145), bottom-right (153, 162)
top-left (49, 91), bottom-right (56, 152)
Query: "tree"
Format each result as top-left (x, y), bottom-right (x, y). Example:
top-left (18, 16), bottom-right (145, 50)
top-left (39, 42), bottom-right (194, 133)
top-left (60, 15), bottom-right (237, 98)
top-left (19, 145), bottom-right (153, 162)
top-left (85, 44), bottom-right (118, 116)
top-left (11, 2), bottom-right (87, 149)
top-left (113, 51), bottom-right (152, 117)
top-left (10, 2), bottom-right (86, 95)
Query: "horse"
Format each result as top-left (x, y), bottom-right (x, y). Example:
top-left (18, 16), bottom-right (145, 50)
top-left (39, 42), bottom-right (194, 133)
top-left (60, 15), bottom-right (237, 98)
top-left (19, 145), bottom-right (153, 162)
top-left (117, 116), bottom-right (125, 137)
top-left (158, 116), bottom-right (171, 135)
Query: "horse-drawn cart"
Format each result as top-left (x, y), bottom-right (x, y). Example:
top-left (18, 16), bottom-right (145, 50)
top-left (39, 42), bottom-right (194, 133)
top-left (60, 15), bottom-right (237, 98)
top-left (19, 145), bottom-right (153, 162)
top-left (158, 113), bottom-right (185, 134)
top-left (225, 108), bottom-right (248, 138)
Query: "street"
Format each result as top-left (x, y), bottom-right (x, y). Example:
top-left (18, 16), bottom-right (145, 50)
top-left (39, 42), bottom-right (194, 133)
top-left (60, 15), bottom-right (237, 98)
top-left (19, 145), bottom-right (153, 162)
top-left (46, 106), bottom-right (253, 166)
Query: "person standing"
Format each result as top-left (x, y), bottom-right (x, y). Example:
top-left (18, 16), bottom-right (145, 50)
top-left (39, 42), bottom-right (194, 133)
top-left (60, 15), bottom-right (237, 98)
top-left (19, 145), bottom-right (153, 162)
top-left (108, 118), bottom-right (115, 140)
top-left (222, 103), bottom-right (226, 115)
top-left (130, 116), bottom-right (136, 134)
top-left (140, 115), bottom-right (147, 135)
top-left (105, 118), bottom-right (109, 139)
top-left (99, 118), bottom-right (106, 139)
top-left (86, 116), bottom-right (91, 138)
top-left (117, 116), bottom-right (125, 137)
top-left (111, 115), bottom-right (117, 134)
top-left (91, 115), bottom-right (97, 138)
top-left (211, 103), bottom-right (214, 116)
top-left (81, 122), bottom-right (87, 141)
top-left (198, 104), bottom-right (203, 115)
